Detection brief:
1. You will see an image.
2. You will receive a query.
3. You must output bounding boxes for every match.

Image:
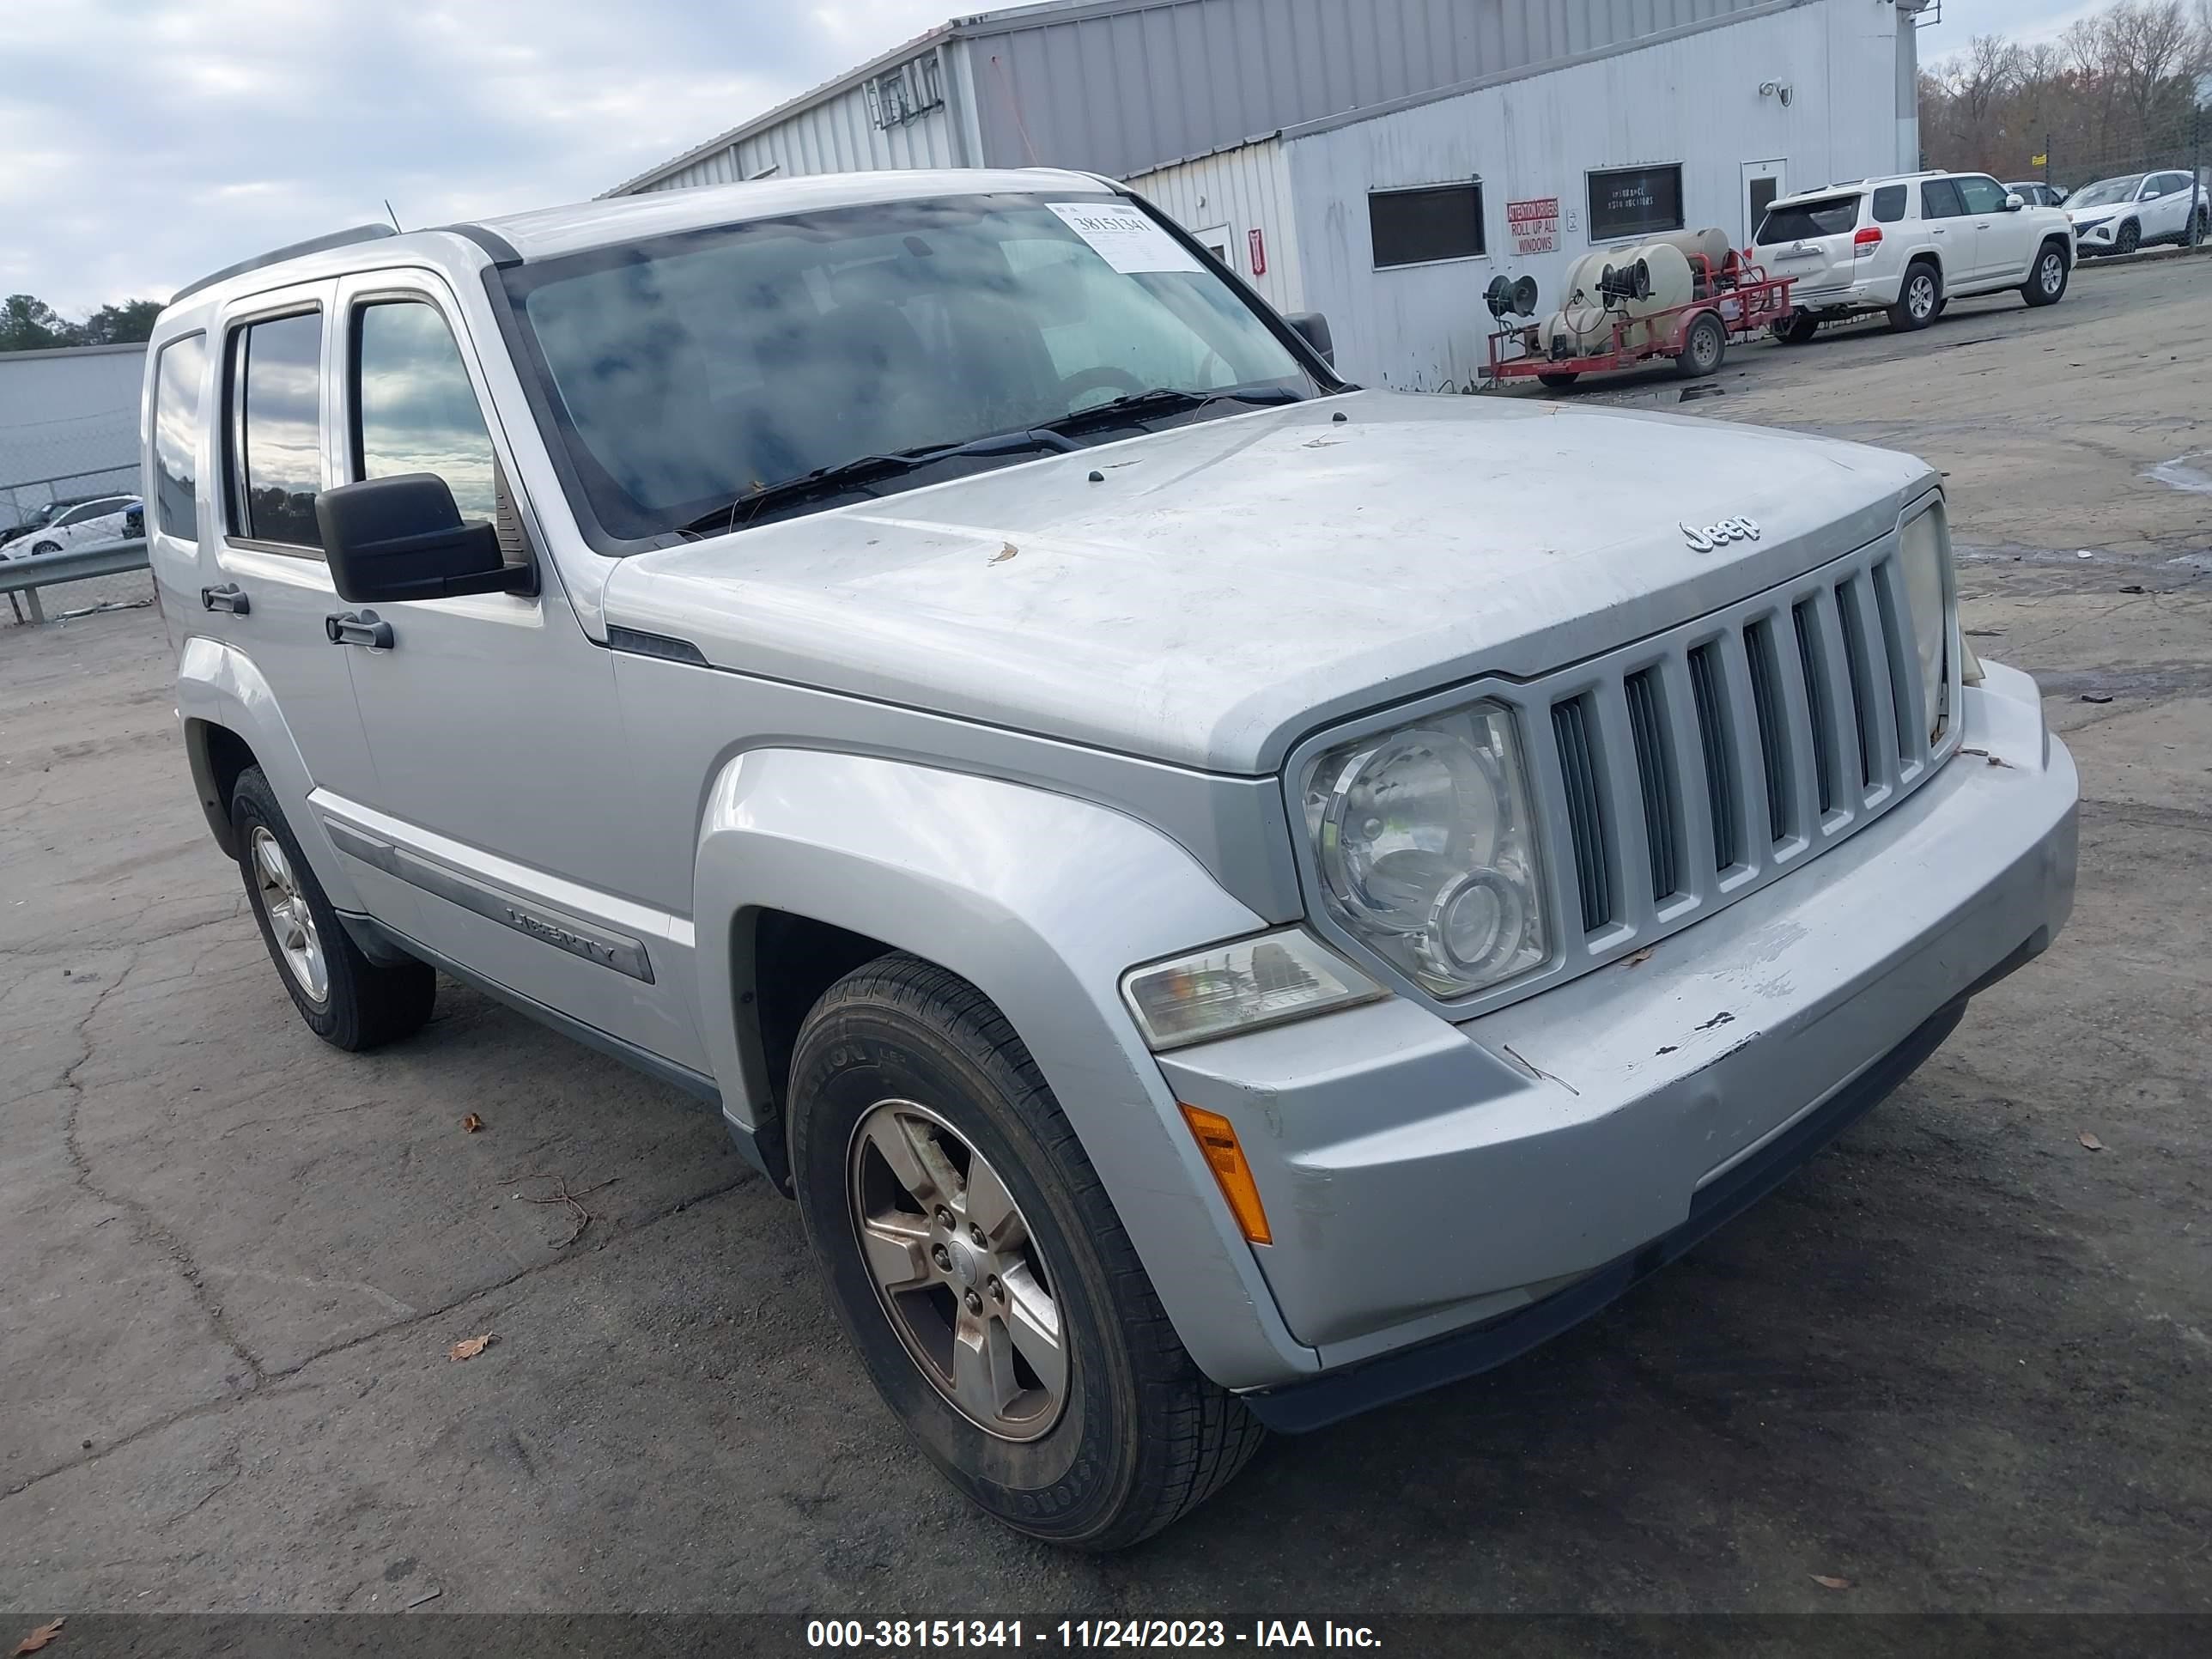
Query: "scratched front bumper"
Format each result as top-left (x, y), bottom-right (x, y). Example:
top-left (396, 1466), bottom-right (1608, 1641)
top-left (1158, 661), bottom-right (2076, 1376)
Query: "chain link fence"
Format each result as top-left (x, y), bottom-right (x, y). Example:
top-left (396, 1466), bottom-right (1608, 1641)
top-left (2, 463), bottom-right (155, 629)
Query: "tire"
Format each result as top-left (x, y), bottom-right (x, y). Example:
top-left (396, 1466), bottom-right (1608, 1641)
top-left (1676, 311), bottom-right (1727, 379)
top-left (1537, 371), bottom-right (1580, 389)
top-left (230, 766), bottom-right (434, 1050)
top-left (2022, 241), bottom-right (2069, 307)
top-left (787, 952), bottom-right (1263, 1550)
top-left (2115, 220), bottom-right (2141, 256)
top-left (1778, 313), bottom-right (1821, 345)
top-left (2194, 207), bottom-right (2209, 246)
top-left (1889, 263), bottom-right (1941, 332)
top-left (31, 540), bottom-right (59, 555)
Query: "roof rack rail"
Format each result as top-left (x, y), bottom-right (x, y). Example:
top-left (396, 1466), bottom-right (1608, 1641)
top-left (171, 223), bottom-right (398, 306)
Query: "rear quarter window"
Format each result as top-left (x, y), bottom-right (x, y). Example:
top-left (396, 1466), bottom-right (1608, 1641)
top-left (1872, 185), bottom-right (1908, 223)
top-left (1759, 196), bottom-right (1863, 241)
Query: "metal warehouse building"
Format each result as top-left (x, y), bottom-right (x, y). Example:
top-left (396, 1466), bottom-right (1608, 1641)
top-left (0, 343), bottom-right (147, 530)
top-left (611, 0), bottom-right (1932, 387)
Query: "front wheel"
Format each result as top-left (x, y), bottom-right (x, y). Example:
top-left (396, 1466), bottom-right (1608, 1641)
top-left (231, 766), bottom-right (434, 1049)
top-left (2022, 243), bottom-right (2069, 307)
top-left (1676, 312), bottom-right (1727, 379)
top-left (2115, 219), bottom-right (2141, 256)
top-left (787, 952), bottom-right (1263, 1549)
top-left (1889, 264), bottom-right (1941, 331)
top-left (30, 540), bottom-right (60, 555)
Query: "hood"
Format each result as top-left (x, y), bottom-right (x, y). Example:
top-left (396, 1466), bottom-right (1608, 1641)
top-left (605, 390), bottom-right (1935, 775)
top-left (2067, 202), bottom-right (2122, 222)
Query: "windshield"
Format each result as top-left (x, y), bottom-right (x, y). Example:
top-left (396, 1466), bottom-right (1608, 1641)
top-left (502, 191), bottom-right (1322, 544)
top-left (2069, 177), bottom-right (2142, 210)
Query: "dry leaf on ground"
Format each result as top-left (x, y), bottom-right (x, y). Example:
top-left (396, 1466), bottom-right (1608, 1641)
top-left (990, 542), bottom-right (1018, 563)
top-left (447, 1334), bottom-right (495, 1362)
top-left (2079, 1132), bottom-right (2104, 1151)
top-left (462, 1113), bottom-right (484, 1133)
top-left (1809, 1575), bottom-right (1852, 1591)
top-left (14, 1619), bottom-right (64, 1656)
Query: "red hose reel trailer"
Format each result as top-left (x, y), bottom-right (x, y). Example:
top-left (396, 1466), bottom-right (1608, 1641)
top-left (1485, 252), bottom-right (1797, 389)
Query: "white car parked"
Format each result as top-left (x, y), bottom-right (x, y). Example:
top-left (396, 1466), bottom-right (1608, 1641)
top-left (2066, 171), bottom-right (2209, 256)
top-left (1753, 169), bottom-right (2075, 339)
top-left (7, 494), bottom-right (141, 556)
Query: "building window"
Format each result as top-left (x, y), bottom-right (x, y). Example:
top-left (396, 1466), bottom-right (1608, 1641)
top-left (866, 54), bottom-right (944, 128)
top-left (1370, 182), bottom-right (1486, 269)
top-left (1587, 164), bottom-right (1685, 241)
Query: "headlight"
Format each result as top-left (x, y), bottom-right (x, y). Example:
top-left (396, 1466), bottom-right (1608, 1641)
top-left (1899, 508), bottom-right (1954, 744)
top-left (1303, 703), bottom-right (1548, 998)
top-left (1122, 931), bottom-right (1385, 1052)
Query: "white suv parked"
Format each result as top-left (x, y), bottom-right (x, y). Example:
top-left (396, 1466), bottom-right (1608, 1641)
top-left (1753, 171), bottom-right (2075, 341)
top-left (2065, 171), bottom-right (2209, 257)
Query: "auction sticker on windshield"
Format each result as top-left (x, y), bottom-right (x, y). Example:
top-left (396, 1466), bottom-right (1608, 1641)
top-left (1048, 202), bottom-right (1203, 274)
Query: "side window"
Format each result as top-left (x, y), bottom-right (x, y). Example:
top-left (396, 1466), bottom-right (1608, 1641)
top-left (230, 312), bottom-right (325, 549)
top-left (353, 301), bottom-right (498, 523)
top-left (1872, 185), bottom-right (1908, 223)
top-left (2148, 173), bottom-right (2184, 198)
top-left (1922, 179), bottom-right (1966, 218)
top-left (1954, 177), bottom-right (2009, 215)
top-left (153, 334), bottom-right (207, 540)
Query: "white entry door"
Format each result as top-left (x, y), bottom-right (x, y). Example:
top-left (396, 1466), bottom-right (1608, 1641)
top-left (1741, 160), bottom-right (1788, 248)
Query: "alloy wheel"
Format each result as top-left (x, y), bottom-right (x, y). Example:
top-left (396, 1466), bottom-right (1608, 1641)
top-left (250, 825), bottom-right (328, 1003)
top-left (1910, 274), bottom-right (1937, 321)
top-left (847, 1098), bottom-right (1068, 1442)
top-left (2039, 252), bottom-right (2064, 296)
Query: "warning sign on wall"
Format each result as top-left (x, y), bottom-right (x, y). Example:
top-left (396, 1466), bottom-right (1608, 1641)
top-left (1507, 197), bottom-right (1560, 256)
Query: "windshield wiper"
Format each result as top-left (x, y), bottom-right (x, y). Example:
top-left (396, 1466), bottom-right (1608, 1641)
top-left (1037, 384), bottom-right (1304, 437)
top-left (678, 427), bottom-right (1079, 537)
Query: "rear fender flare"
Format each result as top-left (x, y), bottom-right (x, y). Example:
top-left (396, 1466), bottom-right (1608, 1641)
top-left (176, 635), bottom-right (365, 910)
top-left (692, 746), bottom-right (1319, 1388)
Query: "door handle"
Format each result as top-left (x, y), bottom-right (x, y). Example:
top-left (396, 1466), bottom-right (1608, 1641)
top-left (200, 582), bottom-right (250, 615)
top-left (325, 610), bottom-right (394, 649)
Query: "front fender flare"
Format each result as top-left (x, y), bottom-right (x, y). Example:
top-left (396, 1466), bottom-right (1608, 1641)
top-left (693, 747), bottom-right (1320, 1389)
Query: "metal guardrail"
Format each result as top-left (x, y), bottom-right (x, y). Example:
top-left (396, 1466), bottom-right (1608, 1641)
top-left (0, 537), bottom-right (151, 625)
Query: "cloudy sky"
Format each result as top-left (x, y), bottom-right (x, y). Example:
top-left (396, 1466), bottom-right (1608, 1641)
top-left (4, 0), bottom-right (2099, 319)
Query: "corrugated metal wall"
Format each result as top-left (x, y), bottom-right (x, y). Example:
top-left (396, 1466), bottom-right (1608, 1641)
top-left (0, 344), bottom-right (148, 507)
top-left (1127, 140), bottom-right (1304, 313)
top-left (635, 68), bottom-right (962, 192)
top-left (967, 0), bottom-right (1786, 179)
top-left (1285, 1), bottom-right (1899, 391)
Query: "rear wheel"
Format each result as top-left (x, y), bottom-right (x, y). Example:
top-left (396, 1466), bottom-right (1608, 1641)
top-left (1889, 264), bottom-right (1941, 331)
top-left (788, 952), bottom-right (1263, 1549)
top-left (1537, 371), bottom-right (1580, 390)
top-left (230, 766), bottom-right (434, 1049)
top-left (1676, 312), bottom-right (1727, 379)
top-left (2022, 242), bottom-right (2069, 307)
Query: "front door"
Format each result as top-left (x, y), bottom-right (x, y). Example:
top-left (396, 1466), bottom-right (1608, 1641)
top-left (1956, 175), bottom-right (2029, 283)
top-left (1741, 159), bottom-right (1787, 247)
top-left (323, 270), bottom-right (708, 1073)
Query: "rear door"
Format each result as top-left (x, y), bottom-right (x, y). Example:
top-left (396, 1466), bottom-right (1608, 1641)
top-left (199, 284), bottom-right (422, 928)
top-left (1753, 189), bottom-right (1864, 302)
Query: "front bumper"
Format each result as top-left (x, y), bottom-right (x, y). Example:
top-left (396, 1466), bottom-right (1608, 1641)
top-left (2073, 221), bottom-right (2118, 251)
top-left (1158, 662), bottom-right (2076, 1415)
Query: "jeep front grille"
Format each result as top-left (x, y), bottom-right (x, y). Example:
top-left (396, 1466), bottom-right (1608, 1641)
top-left (1516, 532), bottom-right (1954, 985)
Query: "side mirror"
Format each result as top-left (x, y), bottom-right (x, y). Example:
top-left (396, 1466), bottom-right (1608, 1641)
top-left (315, 474), bottom-right (531, 605)
top-left (2003, 192), bottom-right (2026, 211)
top-left (1285, 311), bottom-right (1334, 368)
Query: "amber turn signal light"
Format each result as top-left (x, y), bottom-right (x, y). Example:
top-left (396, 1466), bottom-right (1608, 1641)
top-left (1179, 1103), bottom-right (1272, 1245)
